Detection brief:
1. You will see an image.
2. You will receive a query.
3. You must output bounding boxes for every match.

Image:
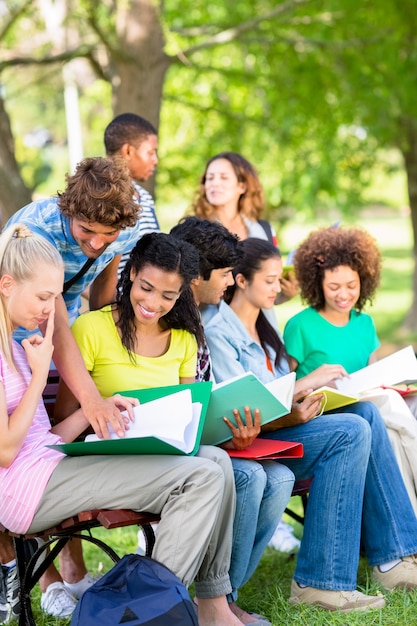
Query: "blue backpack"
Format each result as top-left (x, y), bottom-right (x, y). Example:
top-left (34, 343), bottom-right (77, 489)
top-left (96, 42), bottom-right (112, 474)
top-left (71, 554), bottom-right (198, 625)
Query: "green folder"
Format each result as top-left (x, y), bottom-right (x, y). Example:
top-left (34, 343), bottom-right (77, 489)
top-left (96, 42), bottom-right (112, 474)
top-left (201, 372), bottom-right (295, 446)
top-left (48, 381), bottom-right (212, 457)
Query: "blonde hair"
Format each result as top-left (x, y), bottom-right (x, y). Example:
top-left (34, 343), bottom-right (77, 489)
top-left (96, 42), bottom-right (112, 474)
top-left (0, 224), bottom-right (63, 369)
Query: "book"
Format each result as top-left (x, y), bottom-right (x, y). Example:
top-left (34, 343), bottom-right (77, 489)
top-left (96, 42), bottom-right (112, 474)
top-left (282, 265), bottom-right (294, 279)
top-left (48, 381), bottom-right (212, 457)
top-left (335, 345), bottom-right (417, 396)
top-left (226, 438), bottom-right (303, 460)
top-left (200, 372), bottom-right (296, 446)
top-left (381, 384), bottom-right (417, 397)
top-left (307, 386), bottom-right (359, 413)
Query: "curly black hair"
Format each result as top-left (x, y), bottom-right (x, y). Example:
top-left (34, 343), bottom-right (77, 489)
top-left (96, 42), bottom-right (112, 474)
top-left (294, 226), bottom-right (381, 311)
top-left (171, 216), bottom-right (240, 280)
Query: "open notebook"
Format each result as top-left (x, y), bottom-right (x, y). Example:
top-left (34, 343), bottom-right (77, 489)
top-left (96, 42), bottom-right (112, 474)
top-left (201, 372), bottom-right (296, 446)
top-left (49, 382), bottom-right (212, 456)
top-left (335, 345), bottom-right (417, 396)
top-left (306, 345), bottom-right (417, 413)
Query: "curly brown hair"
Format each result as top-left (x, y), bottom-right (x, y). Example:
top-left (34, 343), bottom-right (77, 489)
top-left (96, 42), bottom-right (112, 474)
top-left (294, 226), bottom-right (381, 311)
top-left (58, 156), bottom-right (139, 229)
top-left (191, 152), bottom-right (265, 221)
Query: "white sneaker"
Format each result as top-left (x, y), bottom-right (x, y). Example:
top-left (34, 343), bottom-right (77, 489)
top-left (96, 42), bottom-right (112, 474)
top-left (268, 520), bottom-right (301, 553)
top-left (40, 582), bottom-right (77, 617)
top-left (64, 572), bottom-right (101, 599)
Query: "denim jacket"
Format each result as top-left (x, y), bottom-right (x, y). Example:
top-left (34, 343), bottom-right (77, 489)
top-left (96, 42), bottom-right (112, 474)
top-left (204, 300), bottom-right (289, 384)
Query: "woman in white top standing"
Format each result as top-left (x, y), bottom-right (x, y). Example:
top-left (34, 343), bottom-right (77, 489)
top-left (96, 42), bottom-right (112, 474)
top-left (191, 151), bottom-right (299, 552)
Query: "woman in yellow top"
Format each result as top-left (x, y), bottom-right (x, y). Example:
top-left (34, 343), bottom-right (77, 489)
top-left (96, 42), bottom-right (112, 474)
top-left (55, 232), bottom-right (248, 626)
top-left (71, 233), bottom-right (204, 395)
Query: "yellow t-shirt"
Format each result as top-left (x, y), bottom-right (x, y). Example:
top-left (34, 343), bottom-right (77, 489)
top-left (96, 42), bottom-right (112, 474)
top-left (71, 306), bottom-right (198, 397)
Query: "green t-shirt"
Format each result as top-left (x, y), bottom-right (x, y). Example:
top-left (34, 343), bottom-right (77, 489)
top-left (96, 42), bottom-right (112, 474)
top-left (283, 307), bottom-right (380, 379)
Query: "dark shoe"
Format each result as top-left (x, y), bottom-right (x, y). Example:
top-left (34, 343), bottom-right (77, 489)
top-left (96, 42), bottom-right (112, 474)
top-left (0, 566), bottom-right (10, 624)
top-left (7, 537), bottom-right (47, 619)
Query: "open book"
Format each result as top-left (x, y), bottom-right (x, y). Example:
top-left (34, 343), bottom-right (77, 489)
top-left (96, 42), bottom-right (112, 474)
top-left (307, 387), bottom-right (358, 413)
top-left (201, 372), bottom-right (296, 446)
top-left (335, 345), bottom-right (417, 396)
top-left (306, 346), bottom-right (417, 412)
top-left (49, 382), bottom-right (212, 457)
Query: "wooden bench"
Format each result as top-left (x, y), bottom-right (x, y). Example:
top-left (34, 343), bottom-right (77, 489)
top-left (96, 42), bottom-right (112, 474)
top-left (2, 510), bottom-right (160, 626)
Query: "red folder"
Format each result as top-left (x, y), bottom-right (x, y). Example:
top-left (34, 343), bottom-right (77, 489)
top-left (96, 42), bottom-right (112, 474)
top-left (226, 438), bottom-right (303, 461)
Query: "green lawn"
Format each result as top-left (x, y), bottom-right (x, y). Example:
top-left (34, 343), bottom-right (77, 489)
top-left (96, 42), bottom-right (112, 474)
top-left (23, 212), bottom-right (417, 625)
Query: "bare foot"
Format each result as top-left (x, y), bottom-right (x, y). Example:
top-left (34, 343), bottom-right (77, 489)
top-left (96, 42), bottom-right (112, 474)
top-left (197, 597), bottom-right (245, 626)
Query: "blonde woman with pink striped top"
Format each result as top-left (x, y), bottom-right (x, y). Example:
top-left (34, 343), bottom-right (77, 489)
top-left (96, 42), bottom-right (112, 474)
top-left (0, 223), bottom-right (244, 626)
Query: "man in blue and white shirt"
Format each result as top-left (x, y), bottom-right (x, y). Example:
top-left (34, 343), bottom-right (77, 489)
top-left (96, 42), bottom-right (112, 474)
top-left (6, 156), bottom-right (141, 438)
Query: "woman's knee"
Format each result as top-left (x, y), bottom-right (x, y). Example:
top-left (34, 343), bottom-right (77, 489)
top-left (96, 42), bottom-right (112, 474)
top-left (232, 458), bottom-right (268, 492)
top-left (334, 413), bottom-right (372, 452)
top-left (197, 445), bottom-right (235, 482)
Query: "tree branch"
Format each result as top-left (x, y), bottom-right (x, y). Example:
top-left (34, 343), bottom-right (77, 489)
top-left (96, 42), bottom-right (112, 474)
top-left (0, 1), bottom-right (33, 41)
top-left (0, 45), bottom-right (95, 72)
top-left (175, 0), bottom-right (314, 59)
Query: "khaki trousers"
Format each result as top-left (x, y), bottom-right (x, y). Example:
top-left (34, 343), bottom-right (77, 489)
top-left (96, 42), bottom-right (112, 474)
top-left (29, 445), bottom-right (235, 597)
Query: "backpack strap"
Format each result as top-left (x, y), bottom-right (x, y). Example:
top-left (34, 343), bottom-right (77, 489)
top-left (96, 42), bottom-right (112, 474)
top-left (257, 219), bottom-right (274, 245)
top-left (63, 257), bottom-right (96, 294)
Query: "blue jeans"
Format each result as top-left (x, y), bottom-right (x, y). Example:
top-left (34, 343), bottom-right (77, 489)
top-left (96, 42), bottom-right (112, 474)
top-left (260, 401), bottom-right (417, 590)
top-left (228, 459), bottom-right (294, 602)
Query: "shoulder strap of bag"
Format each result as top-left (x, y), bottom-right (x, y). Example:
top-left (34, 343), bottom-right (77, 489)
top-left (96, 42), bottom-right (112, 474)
top-left (63, 257), bottom-right (96, 294)
top-left (257, 219), bottom-right (274, 245)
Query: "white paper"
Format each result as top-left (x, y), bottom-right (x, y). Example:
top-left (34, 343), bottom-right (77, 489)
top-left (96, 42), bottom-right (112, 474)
top-left (335, 345), bottom-right (417, 396)
top-left (85, 389), bottom-right (202, 453)
top-left (264, 372), bottom-right (296, 410)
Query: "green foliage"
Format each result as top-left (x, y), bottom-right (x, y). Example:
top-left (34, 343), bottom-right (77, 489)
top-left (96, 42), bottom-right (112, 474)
top-left (2, 0), bottom-right (413, 221)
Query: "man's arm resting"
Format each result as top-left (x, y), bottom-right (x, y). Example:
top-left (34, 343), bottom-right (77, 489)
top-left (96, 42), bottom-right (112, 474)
top-left (51, 295), bottom-right (125, 438)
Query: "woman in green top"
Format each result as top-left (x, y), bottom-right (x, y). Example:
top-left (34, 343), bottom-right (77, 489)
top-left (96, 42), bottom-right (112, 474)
top-left (283, 225), bottom-right (381, 380)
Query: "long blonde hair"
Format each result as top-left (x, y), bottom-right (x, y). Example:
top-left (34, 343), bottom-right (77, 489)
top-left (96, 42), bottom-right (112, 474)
top-left (0, 223), bottom-right (63, 369)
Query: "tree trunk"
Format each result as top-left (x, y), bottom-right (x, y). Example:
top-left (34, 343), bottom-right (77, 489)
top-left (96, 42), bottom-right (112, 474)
top-left (402, 121), bottom-right (417, 330)
top-left (112, 0), bottom-right (171, 130)
top-left (0, 96), bottom-right (32, 223)
top-left (109, 0), bottom-right (171, 196)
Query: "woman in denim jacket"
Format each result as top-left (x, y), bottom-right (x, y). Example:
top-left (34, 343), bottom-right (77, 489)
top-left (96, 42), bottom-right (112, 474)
top-left (205, 237), bottom-right (417, 613)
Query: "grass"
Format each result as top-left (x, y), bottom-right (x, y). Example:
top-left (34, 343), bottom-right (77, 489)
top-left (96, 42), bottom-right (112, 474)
top-left (19, 211), bottom-right (417, 625)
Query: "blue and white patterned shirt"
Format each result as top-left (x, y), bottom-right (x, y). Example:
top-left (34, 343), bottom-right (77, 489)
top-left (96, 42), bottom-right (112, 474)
top-left (7, 196), bottom-right (142, 339)
top-left (117, 182), bottom-right (160, 278)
